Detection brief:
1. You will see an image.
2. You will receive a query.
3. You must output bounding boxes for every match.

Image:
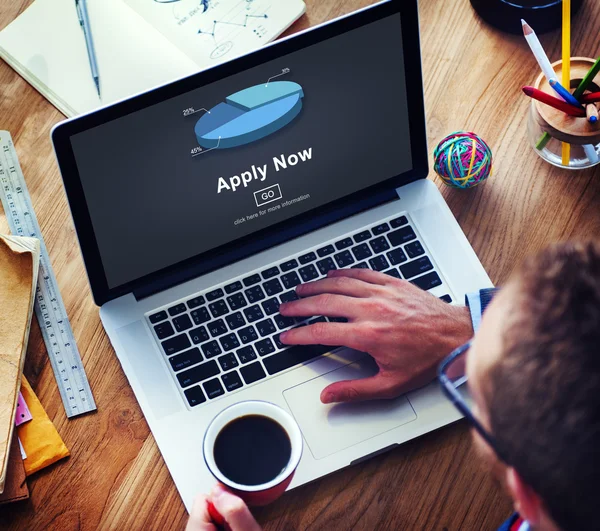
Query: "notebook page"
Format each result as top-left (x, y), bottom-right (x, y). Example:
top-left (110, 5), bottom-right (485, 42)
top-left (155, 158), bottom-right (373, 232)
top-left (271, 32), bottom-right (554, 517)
top-left (0, 0), bottom-right (198, 117)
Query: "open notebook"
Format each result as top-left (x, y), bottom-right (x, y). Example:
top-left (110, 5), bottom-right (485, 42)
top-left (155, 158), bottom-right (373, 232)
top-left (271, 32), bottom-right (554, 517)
top-left (0, 0), bottom-right (305, 117)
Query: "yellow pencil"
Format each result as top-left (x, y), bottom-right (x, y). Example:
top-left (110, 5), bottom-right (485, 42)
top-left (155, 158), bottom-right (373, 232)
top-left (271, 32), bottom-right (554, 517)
top-left (562, 0), bottom-right (571, 166)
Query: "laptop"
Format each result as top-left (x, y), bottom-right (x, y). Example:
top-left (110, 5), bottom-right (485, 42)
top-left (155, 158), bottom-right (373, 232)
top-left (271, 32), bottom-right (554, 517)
top-left (52, 0), bottom-right (492, 511)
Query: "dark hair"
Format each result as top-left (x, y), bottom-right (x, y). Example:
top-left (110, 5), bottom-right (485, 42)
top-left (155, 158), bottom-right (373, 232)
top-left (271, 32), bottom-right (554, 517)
top-left (486, 241), bottom-right (600, 531)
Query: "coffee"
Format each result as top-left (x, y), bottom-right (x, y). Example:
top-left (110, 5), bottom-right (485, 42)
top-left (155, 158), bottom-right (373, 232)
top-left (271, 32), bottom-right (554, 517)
top-left (213, 414), bottom-right (292, 486)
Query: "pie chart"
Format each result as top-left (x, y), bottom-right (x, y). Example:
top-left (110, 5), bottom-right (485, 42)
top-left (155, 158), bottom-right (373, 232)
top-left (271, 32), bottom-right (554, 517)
top-left (194, 81), bottom-right (304, 149)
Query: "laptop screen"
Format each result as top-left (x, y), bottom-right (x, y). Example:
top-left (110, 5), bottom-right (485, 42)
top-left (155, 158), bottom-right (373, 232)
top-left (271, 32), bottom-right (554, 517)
top-left (69, 12), bottom-right (412, 291)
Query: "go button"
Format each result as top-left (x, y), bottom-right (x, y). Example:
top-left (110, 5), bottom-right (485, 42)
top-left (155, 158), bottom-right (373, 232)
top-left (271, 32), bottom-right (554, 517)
top-left (254, 184), bottom-right (282, 207)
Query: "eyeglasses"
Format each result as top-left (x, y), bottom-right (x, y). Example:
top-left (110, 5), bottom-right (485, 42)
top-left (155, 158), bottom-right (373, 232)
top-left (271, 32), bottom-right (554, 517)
top-left (437, 341), bottom-right (508, 464)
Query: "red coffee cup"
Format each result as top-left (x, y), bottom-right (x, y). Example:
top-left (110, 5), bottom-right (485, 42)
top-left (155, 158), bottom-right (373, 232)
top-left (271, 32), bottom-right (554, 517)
top-left (203, 400), bottom-right (303, 507)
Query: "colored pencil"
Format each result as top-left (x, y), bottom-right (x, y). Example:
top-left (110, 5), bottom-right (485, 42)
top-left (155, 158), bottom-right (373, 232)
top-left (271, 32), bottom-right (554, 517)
top-left (581, 92), bottom-right (600, 104)
top-left (521, 20), bottom-right (557, 83)
top-left (522, 86), bottom-right (586, 116)
top-left (573, 57), bottom-right (600, 100)
top-left (561, 0), bottom-right (571, 165)
top-left (586, 104), bottom-right (599, 123)
top-left (549, 79), bottom-right (582, 108)
top-left (583, 144), bottom-right (599, 164)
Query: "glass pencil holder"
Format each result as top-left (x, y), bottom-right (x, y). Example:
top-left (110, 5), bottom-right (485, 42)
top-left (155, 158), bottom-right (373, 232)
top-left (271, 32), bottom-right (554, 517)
top-left (527, 57), bottom-right (600, 170)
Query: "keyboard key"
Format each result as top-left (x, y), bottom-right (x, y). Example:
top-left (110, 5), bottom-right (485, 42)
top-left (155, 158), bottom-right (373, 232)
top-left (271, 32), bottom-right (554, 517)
top-left (236, 345), bottom-right (257, 364)
top-left (411, 271), bottom-right (442, 291)
top-left (154, 321), bottom-right (174, 340)
top-left (189, 326), bottom-right (209, 344)
top-left (186, 296), bottom-right (205, 309)
top-left (440, 294), bottom-right (453, 303)
top-left (245, 285), bottom-right (266, 303)
top-left (298, 252), bottom-right (316, 265)
top-left (240, 362), bottom-right (267, 384)
top-left (206, 288), bottom-right (224, 302)
top-left (308, 316), bottom-right (327, 325)
top-left (184, 386), bottom-right (206, 407)
top-left (224, 281), bottom-right (243, 294)
top-left (372, 222), bottom-right (390, 235)
top-left (388, 226), bottom-right (417, 246)
top-left (191, 307), bottom-right (211, 325)
top-left (222, 371), bottom-right (243, 392)
top-left (351, 243), bottom-right (373, 261)
top-left (263, 278), bottom-right (283, 296)
top-left (405, 240), bottom-right (425, 259)
top-left (255, 338), bottom-right (276, 356)
top-left (387, 248), bottom-right (408, 265)
top-left (218, 352), bottom-right (239, 371)
top-left (177, 360), bottom-right (220, 387)
top-left (149, 310), bottom-right (168, 324)
top-left (201, 340), bottom-right (222, 358)
top-left (261, 266), bottom-right (280, 279)
top-left (274, 313), bottom-right (295, 330)
top-left (353, 230), bottom-right (371, 243)
top-left (370, 236), bottom-right (390, 254)
top-left (281, 271), bottom-right (301, 289)
top-left (262, 297), bottom-right (280, 315)
top-left (299, 264), bottom-right (319, 282)
top-left (208, 319), bottom-right (228, 337)
top-left (225, 312), bottom-right (246, 330)
top-left (162, 334), bottom-right (191, 356)
top-left (263, 344), bottom-right (332, 375)
top-left (390, 215), bottom-right (408, 228)
top-left (256, 318), bottom-right (276, 337)
top-left (352, 262), bottom-right (369, 269)
top-left (400, 257), bottom-right (434, 279)
top-left (334, 237), bottom-right (353, 250)
top-left (173, 314), bottom-right (193, 333)
top-left (280, 259), bottom-right (298, 272)
top-left (273, 333), bottom-right (286, 350)
top-left (219, 333), bottom-right (240, 352)
top-left (280, 290), bottom-right (299, 303)
top-left (369, 255), bottom-right (390, 272)
top-left (238, 325), bottom-right (258, 344)
top-left (384, 268), bottom-right (402, 279)
top-left (203, 378), bottom-right (225, 399)
top-left (169, 347), bottom-right (203, 372)
top-left (334, 250), bottom-right (355, 268)
top-left (244, 305), bottom-right (264, 322)
top-left (227, 292), bottom-right (247, 310)
top-left (243, 274), bottom-right (261, 287)
top-left (167, 303), bottom-right (186, 317)
top-left (209, 299), bottom-right (228, 318)
top-left (329, 316), bottom-right (348, 323)
top-left (317, 244), bottom-right (335, 257)
top-left (316, 257), bottom-right (336, 275)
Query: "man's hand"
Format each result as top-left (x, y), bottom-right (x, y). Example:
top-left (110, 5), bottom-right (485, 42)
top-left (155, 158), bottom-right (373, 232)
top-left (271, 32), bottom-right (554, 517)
top-left (186, 485), bottom-right (261, 531)
top-left (279, 269), bottom-right (472, 404)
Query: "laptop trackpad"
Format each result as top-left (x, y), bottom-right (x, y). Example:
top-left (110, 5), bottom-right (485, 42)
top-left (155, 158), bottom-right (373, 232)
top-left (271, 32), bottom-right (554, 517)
top-left (283, 355), bottom-right (417, 460)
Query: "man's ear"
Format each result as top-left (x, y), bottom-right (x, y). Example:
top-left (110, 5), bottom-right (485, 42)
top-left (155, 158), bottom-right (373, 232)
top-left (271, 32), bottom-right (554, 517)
top-left (505, 467), bottom-right (542, 526)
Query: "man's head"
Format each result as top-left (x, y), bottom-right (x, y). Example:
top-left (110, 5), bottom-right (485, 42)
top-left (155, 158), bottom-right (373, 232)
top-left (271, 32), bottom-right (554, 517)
top-left (467, 241), bottom-right (600, 531)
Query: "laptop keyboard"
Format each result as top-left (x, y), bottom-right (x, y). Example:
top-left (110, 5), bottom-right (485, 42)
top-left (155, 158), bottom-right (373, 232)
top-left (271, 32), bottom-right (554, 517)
top-left (147, 214), bottom-right (453, 409)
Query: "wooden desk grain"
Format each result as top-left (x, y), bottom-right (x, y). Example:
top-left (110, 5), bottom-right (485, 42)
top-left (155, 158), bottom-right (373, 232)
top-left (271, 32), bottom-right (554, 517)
top-left (1, 0), bottom-right (599, 529)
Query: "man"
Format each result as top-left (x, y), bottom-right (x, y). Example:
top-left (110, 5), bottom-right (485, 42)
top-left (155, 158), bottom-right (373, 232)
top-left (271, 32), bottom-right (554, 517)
top-left (187, 241), bottom-right (600, 531)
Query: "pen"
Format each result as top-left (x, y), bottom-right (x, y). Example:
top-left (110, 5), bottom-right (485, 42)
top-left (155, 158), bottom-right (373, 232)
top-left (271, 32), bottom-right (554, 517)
top-left (75, 0), bottom-right (101, 98)
top-left (549, 79), bottom-right (582, 108)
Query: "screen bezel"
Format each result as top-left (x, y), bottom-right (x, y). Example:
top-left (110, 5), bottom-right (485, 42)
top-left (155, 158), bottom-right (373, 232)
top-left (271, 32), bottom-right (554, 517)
top-left (51, 0), bottom-right (428, 306)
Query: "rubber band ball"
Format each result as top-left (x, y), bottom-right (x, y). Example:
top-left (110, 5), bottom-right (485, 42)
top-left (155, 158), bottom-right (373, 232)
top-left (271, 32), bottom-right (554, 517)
top-left (433, 132), bottom-right (493, 189)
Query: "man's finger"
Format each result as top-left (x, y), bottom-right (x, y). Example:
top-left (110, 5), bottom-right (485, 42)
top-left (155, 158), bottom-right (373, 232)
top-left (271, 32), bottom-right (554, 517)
top-left (186, 494), bottom-right (216, 531)
top-left (320, 373), bottom-right (405, 404)
top-left (279, 294), bottom-right (361, 319)
top-left (280, 322), bottom-right (362, 350)
top-left (295, 276), bottom-right (384, 298)
top-left (210, 486), bottom-right (261, 531)
top-left (327, 268), bottom-right (393, 285)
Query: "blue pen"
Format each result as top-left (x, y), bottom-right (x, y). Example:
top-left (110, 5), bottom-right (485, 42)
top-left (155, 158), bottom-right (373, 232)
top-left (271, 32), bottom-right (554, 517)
top-left (75, 0), bottom-right (101, 98)
top-left (549, 79), bottom-right (582, 108)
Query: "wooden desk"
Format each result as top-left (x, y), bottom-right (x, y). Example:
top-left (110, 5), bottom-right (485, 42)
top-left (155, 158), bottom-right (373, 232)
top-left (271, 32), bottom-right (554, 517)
top-left (1, 0), bottom-right (599, 528)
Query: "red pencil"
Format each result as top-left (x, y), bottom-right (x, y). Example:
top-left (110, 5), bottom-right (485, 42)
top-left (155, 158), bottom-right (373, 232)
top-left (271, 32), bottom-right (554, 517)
top-left (522, 86), bottom-right (586, 117)
top-left (580, 91), bottom-right (600, 104)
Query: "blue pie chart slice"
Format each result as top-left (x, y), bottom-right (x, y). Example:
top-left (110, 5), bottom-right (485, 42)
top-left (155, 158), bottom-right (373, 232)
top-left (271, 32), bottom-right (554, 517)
top-left (195, 81), bottom-right (304, 149)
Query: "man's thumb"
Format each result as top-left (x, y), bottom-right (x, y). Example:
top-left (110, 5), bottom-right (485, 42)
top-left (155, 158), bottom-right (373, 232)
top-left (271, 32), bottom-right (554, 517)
top-left (320, 374), bottom-right (402, 404)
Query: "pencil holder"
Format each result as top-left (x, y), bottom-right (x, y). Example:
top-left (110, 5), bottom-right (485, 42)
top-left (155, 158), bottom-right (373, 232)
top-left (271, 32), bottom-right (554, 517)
top-left (527, 58), bottom-right (600, 169)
